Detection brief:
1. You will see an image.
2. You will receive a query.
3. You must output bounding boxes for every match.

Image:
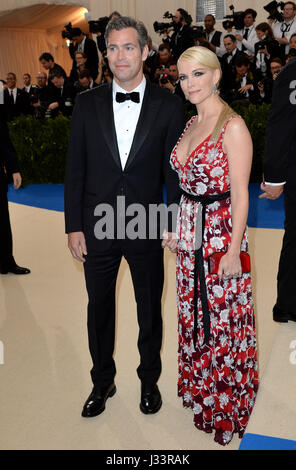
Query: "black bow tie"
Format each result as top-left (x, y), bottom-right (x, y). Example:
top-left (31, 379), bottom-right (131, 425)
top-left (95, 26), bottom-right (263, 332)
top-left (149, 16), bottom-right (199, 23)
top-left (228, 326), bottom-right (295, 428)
top-left (116, 91), bottom-right (140, 103)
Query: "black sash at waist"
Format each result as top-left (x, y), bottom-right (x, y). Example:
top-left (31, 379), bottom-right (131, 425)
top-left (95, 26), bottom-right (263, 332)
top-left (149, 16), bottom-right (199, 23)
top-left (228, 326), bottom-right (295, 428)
top-left (181, 189), bottom-right (231, 348)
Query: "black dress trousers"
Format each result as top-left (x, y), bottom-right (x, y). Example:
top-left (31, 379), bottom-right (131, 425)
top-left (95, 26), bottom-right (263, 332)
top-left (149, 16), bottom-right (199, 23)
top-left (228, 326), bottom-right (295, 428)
top-left (0, 182), bottom-right (14, 268)
top-left (83, 240), bottom-right (164, 390)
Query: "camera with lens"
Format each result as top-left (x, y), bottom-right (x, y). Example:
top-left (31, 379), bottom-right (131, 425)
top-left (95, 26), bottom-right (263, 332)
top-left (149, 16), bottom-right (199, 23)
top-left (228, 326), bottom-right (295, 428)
top-left (222, 5), bottom-right (245, 31)
top-left (191, 26), bottom-right (206, 40)
top-left (61, 22), bottom-right (74, 40)
top-left (264, 1), bottom-right (285, 22)
top-left (153, 11), bottom-right (175, 34)
top-left (257, 35), bottom-right (274, 50)
top-left (159, 73), bottom-right (172, 85)
top-left (88, 16), bottom-right (109, 35)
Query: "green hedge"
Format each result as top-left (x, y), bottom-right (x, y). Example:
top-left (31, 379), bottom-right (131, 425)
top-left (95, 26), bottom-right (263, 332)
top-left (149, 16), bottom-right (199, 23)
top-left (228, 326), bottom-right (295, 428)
top-left (8, 115), bottom-right (71, 185)
top-left (8, 103), bottom-right (270, 185)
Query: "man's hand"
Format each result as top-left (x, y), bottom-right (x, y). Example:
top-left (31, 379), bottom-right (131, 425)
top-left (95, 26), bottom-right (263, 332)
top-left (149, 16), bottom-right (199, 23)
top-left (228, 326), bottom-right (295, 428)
top-left (48, 102), bottom-right (59, 111)
top-left (12, 172), bottom-right (22, 189)
top-left (162, 231), bottom-right (177, 253)
top-left (259, 182), bottom-right (284, 200)
top-left (236, 34), bottom-right (243, 41)
top-left (238, 84), bottom-right (253, 94)
top-left (68, 231), bottom-right (87, 262)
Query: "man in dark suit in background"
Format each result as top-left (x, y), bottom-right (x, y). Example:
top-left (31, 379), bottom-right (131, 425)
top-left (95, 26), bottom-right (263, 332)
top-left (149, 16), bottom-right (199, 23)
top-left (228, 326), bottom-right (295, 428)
top-left (0, 106), bottom-right (30, 275)
top-left (69, 28), bottom-right (99, 85)
top-left (260, 58), bottom-right (296, 323)
top-left (220, 34), bottom-right (244, 102)
top-left (3, 73), bottom-right (31, 121)
top-left (65, 16), bottom-right (184, 418)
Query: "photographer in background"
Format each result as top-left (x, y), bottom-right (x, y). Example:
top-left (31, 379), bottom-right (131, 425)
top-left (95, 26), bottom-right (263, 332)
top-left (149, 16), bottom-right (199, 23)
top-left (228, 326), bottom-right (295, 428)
top-left (271, 1), bottom-right (296, 58)
top-left (236, 9), bottom-right (258, 58)
top-left (254, 22), bottom-right (282, 81)
top-left (197, 14), bottom-right (226, 58)
top-left (257, 57), bottom-right (283, 103)
top-left (31, 71), bottom-right (54, 119)
top-left (39, 52), bottom-right (67, 90)
top-left (162, 8), bottom-right (194, 59)
top-left (77, 70), bottom-right (99, 92)
top-left (69, 28), bottom-right (99, 85)
top-left (48, 70), bottom-right (77, 117)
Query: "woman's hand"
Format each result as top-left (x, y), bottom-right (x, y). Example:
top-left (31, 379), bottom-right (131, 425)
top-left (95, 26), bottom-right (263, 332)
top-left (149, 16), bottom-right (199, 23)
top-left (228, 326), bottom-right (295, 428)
top-left (217, 252), bottom-right (242, 280)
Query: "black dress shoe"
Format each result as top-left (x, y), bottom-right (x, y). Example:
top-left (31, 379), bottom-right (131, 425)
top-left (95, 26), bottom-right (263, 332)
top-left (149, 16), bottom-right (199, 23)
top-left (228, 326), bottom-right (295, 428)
top-left (81, 383), bottom-right (116, 418)
top-left (273, 304), bottom-right (296, 323)
top-left (140, 383), bottom-right (162, 414)
top-left (0, 264), bottom-right (31, 275)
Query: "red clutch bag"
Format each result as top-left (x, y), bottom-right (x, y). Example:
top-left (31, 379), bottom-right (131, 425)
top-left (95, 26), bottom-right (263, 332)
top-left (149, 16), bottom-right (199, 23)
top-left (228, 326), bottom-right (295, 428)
top-left (207, 251), bottom-right (251, 274)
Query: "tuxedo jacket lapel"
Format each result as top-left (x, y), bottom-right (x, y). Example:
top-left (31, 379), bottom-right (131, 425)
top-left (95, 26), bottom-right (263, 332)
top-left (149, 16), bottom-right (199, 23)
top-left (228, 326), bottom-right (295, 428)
top-left (94, 83), bottom-right (121, 169)
top-left (125, 83), bottom-right (162, 170)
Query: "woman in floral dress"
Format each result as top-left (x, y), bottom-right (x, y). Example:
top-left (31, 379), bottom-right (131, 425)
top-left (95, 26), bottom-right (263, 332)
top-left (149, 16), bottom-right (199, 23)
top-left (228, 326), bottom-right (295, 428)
top-left (169, 47), bottom-right (259, 446)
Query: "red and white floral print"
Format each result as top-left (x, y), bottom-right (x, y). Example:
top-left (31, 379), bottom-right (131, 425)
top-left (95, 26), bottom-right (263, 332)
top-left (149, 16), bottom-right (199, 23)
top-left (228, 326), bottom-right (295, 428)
top-left (170, 115), bottom-right (259, 446)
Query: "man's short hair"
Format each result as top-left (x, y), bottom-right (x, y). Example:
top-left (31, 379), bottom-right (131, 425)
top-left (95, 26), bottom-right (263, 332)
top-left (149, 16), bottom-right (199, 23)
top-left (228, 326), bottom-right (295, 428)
top-left (78, 69), bottom-right (91, 80)
top-left (158, 43), bottom-right (170, 52)
top-left (39, 52), bottom-right (54, 62)
top-left (271, 57), bottom-right (283, 65)
top-left (234, 54), bottom-right (250, 67)
top-left (244, 8), bottom-right (257, 19)
top-left (48, 69), bottom-right (64, 81)
top-left (284, 1), bottom-right (296, 10)
top-left (24, 73), bottom-right (31, 78)
top-left (205, 14), bottom-right (215, 21)
top-left (71, 28), bottom-right (83, 37)
top-left (105, 16), bottom-right (148, 53)
top-left (7, 72), bottom-right (16, 80)
top-left (224, 34), bottom-right (236, 42)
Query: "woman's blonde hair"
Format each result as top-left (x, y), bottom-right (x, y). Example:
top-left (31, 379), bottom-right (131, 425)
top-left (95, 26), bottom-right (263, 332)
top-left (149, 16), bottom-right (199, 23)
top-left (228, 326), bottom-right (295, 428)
top-left (178, 46), bottom-right (237, 145)
top-left (178, 46), bottom-right (222, 84)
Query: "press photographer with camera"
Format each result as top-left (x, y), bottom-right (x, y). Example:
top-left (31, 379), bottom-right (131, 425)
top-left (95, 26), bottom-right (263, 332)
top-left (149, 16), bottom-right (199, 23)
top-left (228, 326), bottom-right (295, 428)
top-left (196, 14), bottom-right (226, 58)
top-left (68, 27), bottom-right (99, 85)
top-left (271, 1), bottom-right (296, 57)
top-left (161, 9), bottom-right (194, 59)
top-left (39, 52), bottom-right (67, 90)
top-left (235, 9), bottom-right (258, 58)
top-left (253, 22), bottom-right (282, 80)
top-left (47, 69), bottom-right (77, 117)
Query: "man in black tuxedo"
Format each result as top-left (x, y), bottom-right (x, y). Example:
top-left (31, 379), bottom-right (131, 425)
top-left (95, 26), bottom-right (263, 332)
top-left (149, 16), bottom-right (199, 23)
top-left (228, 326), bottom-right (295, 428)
top-left (69, 28), bottom-right (99, 84)
top-left (3, 73), bottom-right (31, 121)
top-left (0, 106), bottom-right (30, 275)
top-left (260, 58), bottom-right (296, 323)
top-left (220, 34), bottom-right (245, 102)
top-left (65, 16), bottom-right (184, 418)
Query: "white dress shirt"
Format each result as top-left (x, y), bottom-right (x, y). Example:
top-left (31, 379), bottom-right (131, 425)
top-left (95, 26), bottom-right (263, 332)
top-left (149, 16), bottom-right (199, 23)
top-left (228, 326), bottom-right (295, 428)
top-left (227, 48), bottom-right (238, 63)
top-left (77, 35), bottom-right (87, 52)
top-left (112, 77), bottom-right (146, 170)
top-left (236, 25), bottom-right (257, 55)
top-left (272, 19), bottom-right (296, 55)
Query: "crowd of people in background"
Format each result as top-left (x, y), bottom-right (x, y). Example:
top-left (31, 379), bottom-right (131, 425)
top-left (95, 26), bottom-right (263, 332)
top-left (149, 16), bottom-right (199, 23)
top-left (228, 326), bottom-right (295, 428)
top-left (1, 2), bottom-right (296, 121)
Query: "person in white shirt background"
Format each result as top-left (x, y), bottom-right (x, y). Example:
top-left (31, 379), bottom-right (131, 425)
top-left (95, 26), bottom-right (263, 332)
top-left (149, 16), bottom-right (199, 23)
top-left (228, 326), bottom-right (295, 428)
top-left (236, 8), bottom-right (258, 58)
top-left (271, 1), bottom-right (296, 57)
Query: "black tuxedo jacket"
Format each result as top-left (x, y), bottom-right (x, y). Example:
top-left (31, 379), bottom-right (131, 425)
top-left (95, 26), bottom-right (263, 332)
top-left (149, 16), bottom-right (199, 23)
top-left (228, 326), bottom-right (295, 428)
top-left (0, 107), bottom-right (19, 187)
top-left (65, 81), bottom-right (185, 251)
top-left (220, 49), bottom-right (244, 91)
top-left (3, 87), bottom-right (31, 121)
top-left (264, 59), bottom-right (296, 183)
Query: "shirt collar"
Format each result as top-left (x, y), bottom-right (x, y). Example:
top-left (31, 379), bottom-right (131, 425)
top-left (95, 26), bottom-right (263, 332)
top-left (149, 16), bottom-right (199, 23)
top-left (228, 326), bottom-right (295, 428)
top-left (112, 76), bottom-right (146, 103)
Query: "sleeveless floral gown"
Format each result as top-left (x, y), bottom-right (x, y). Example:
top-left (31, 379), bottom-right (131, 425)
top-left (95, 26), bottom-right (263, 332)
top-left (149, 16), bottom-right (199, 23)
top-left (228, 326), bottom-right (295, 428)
top-left (170, 115), bottom-right (259, 446)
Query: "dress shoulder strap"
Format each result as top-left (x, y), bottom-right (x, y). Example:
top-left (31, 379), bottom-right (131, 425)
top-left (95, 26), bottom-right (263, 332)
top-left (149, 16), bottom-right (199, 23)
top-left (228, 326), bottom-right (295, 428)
top-left (209, 101), bottom-right (239, 146)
